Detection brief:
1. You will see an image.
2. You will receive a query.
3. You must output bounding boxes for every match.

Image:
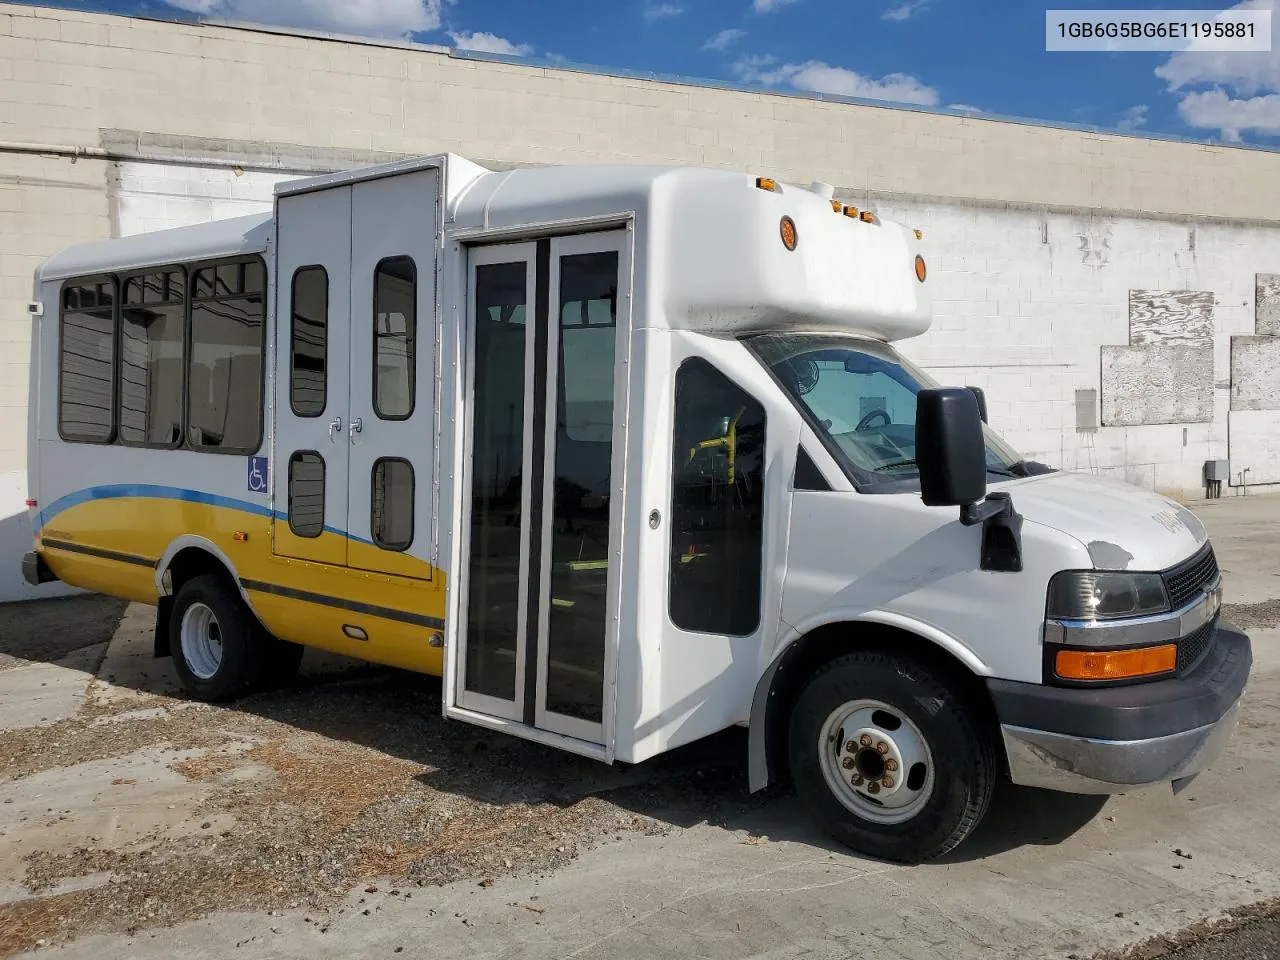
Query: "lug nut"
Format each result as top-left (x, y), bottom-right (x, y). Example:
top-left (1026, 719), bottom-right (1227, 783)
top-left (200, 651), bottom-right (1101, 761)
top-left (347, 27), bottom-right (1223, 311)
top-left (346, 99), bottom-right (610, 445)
top-left (859, 734), bottom-right (873, 748)
top-left (876, 741), bottom-right (889, 755)
top-left (841, 757), bottom-right (855, 770)
top-left (868, 781), bottom-right (881, 795)
top-left (883, 776), bottom-right (895, 789)
top-left (885, 758), bottom-right (899, 772)
top-left (851, 775), bottom-right (865, 787)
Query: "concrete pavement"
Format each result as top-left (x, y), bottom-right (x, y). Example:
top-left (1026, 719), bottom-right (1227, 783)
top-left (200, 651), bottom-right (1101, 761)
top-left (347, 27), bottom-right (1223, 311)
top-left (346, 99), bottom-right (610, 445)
top-left (3, 492), bottom-right (1279, 960)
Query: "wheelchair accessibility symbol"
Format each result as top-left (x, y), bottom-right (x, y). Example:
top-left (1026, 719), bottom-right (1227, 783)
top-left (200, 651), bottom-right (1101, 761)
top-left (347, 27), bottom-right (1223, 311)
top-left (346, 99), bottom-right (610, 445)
top-left (247, 456), bottom-right (269, 494)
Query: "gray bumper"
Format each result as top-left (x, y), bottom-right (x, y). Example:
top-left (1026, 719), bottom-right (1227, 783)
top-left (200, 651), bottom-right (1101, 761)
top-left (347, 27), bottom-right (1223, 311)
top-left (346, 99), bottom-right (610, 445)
top-left (1001, 697), bottom-right (1242, 794)
top-left (989, 622), bottom-right (1251, 795)
top-left (22, 551), bottom-right (58, 587)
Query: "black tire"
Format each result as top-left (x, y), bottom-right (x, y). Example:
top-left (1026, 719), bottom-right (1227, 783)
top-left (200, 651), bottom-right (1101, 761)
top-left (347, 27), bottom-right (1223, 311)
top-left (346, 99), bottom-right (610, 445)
top-left (787, 649), bottom-right (997, 864)
top-left (169, 573), bottom-right (267, 702)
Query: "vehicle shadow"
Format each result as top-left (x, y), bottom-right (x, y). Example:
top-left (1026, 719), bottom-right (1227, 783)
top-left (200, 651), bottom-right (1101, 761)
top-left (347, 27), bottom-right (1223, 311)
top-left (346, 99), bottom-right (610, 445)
top-left (3, 594), bottom-right (1108, 865)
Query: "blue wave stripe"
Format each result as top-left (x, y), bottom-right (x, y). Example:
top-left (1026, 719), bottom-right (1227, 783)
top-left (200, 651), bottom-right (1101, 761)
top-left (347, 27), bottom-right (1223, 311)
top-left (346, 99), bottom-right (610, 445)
top-left (38, 484), bottom-right (373, 546)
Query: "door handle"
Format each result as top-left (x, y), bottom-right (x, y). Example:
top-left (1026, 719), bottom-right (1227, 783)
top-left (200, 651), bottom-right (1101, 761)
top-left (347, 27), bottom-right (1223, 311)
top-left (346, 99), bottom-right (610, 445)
top-left (349, 418), bottom-right (363, 442)
top-left (328, 416), bottom-right (343, 442)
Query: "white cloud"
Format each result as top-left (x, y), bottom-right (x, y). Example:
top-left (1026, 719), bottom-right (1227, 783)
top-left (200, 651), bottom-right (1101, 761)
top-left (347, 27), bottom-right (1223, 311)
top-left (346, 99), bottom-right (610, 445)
top-left (161, 0), bottom-right (441, 36)
top-left (1176, 88), bottom-right (1280, 140)
top-left (1153, 0), bottom-right (1280, 139)
top-left (704, 28), bottom-right (746, 50)
top-left (736, 56), bottom-right (939, 105)
top-left (449, 31), bottom-right (534, 56)
top-left (1117, 104), bottom-right (1148, 131)
top-left (883, 0), bottom-right (930, 21)
top-left (643, 3), bottom-right (684, 22)
top-left (754, 0), bottom-right (800, 12)
top-left (947, 103), bottom-right (982, 115)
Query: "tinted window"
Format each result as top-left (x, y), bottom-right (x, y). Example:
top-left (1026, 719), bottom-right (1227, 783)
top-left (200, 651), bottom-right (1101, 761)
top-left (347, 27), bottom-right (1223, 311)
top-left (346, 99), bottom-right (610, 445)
top-left (288, 451), bottom-right (325, 538)
top-left (119, 270), bottom-right (184, 448)
top-left (373, 257), bottom-right (415, 420)
top-left (668, 358), bottom-right (766, 636)
top-left (372, 458), bottom-right (414, 551)
top-left (58, 278), bottom-right (116, 443)
top-left (558, 254), bottom-right (617, 444)
top-left (290, 267), bottom-right (328, 418)
top-left (188, 258), bottom-right (265, 453)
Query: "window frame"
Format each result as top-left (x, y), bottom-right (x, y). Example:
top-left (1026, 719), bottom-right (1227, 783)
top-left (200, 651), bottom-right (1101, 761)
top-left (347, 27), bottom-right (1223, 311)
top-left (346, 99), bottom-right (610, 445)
top-left (371, 255), bottom-right (418, 423)
top-left (57, 273), bottom-right (120, 446)
top-left (666, 355), bottom-right (768, 639)
top-left (370, 456), bottom-right (415, 553)
top-left (183, 253), bottom-right (269, 457)
top-left (289, 264), bottom-right (329, 419)
top-left (287, 450), bottom-right (326, 540)
top-left (116, 264), bottom-right (188, 452)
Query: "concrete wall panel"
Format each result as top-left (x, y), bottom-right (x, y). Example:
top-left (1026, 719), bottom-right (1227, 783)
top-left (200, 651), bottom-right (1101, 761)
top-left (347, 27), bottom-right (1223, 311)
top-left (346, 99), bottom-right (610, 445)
top-left (1230, 336), bottom-right (1280, 411)
top-left (1100, 345), bottom-right (1214, 427)
top-left (1228, 409), bottom-right (1280, 485)
top-left (1258, 273), bottom-right (1280, 336)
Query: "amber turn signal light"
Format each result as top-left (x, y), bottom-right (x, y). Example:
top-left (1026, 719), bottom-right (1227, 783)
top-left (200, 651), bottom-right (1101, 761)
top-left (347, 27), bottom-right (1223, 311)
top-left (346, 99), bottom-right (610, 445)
top-left (1054, 644), bottom-right (1177, 681)
top-left (756, 177), bottom-right (779, 192)
top-left (914, 255), bottom-right (927, 282)
top-left (779, 216), bottom-right (798, 251)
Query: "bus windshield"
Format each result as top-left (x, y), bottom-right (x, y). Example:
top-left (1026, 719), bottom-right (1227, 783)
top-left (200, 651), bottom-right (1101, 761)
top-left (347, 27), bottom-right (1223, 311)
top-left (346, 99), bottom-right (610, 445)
top-left (745, 332), bottom-right (1035, 489)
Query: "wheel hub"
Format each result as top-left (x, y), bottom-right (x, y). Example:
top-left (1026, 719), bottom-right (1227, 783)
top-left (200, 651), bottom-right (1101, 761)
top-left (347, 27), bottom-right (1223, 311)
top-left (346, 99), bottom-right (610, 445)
top-left (819, 699), bottom-right (935, 825)
top-left (843, 727), bottom-right (905, 796)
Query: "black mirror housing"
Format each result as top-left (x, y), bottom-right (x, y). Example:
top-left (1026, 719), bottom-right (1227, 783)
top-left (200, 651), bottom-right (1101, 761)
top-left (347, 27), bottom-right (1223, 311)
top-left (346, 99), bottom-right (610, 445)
top-left (966, 386), bottom-right (988, 423)
top-left (916, 387), bottom-right (987, 507)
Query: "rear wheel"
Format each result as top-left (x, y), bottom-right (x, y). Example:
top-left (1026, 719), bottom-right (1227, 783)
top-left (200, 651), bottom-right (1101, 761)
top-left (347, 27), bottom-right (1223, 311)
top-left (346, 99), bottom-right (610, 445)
top-left (170, 574), bottom-right (267, 702)
top-left (787, 650), bottom-right (997, 863)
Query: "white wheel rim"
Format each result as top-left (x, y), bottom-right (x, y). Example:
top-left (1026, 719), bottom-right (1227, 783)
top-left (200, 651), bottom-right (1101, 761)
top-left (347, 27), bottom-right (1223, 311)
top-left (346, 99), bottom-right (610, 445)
top-left (818, 698), bottom-right (936, 825)
top-left (180, 602), bottom-right (223, 681)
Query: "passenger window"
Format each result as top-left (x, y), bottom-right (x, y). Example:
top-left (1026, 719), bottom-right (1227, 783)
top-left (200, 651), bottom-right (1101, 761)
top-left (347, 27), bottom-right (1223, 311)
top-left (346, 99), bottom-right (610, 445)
top-left (58, 278), bottom-right (117, 443)
top-left (120, 270), bottom-right (185, 448)
top-left (373, 256), bottom-right (416, 420)
top-left (668, 358), bottom-right (767, 636)
top-left (187, 258), bottom-right (266, 454)
top-left (290, 266), bottom-right (328, 418)
top-left (288, 451), bottom-right (325, 539)
top-left (558, 254), bottom-right (617, 443)
top-left (372, 457), bottom-right (414, 551)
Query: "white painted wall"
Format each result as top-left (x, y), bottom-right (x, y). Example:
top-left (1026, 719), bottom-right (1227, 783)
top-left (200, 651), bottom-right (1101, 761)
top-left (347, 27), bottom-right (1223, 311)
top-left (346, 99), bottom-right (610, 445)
top-left (867, 196), bottom-right (1280, 498)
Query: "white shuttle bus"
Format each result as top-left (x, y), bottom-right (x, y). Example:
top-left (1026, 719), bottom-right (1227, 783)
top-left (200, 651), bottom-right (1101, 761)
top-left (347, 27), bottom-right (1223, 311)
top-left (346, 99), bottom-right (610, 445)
top-left (23, 155), bottom-right (1251, 862)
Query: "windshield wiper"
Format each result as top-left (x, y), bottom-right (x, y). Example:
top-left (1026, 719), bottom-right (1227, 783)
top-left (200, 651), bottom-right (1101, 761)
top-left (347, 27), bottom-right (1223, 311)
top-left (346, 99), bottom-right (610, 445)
top-left (874, 459), bottom-right (916, 472)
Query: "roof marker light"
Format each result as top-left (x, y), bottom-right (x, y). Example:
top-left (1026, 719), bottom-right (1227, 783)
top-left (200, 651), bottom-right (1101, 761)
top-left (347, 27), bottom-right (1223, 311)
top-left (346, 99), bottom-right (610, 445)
top-left (914, 229), bottom-right (924, 240)
top-left (831, 200), bottom-right (843, 213)
top-left (780, 216), bottom-right (798, 251)
top-left (860, 210), bottom-right (879, 224)
top-left (756, 177), bottom-right (779, 193)
top-left (842, 205), bottom-right (860, 218)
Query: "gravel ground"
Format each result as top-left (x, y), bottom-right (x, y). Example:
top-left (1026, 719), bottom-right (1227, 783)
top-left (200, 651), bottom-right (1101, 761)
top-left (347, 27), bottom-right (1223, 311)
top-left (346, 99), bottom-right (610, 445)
top-left (1091, 898), bottom-right (1280, 960)
top-left (0, 597), bottom-right (764, 957)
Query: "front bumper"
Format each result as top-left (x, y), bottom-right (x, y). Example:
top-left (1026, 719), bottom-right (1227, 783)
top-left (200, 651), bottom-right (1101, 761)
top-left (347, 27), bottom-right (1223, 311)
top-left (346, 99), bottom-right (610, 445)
top-left (988, 623), bottom-right (1251, 794)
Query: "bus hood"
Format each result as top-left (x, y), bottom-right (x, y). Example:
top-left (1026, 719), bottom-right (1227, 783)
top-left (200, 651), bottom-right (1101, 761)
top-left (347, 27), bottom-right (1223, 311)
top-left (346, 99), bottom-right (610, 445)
top-left (1008, 470), bottom-right (1208, 572)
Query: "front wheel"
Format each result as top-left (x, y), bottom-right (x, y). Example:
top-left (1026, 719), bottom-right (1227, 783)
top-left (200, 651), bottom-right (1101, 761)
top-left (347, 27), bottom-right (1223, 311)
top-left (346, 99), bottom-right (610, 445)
top-left (787, 650), bottom-right (998, 863)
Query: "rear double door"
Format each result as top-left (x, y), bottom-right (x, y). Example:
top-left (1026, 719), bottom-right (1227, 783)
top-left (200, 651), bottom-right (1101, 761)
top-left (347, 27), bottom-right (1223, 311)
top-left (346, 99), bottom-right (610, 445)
top-left (272, 170), bottom-right (437, 580)
top-left (454, 230), bottom-right (631, 747)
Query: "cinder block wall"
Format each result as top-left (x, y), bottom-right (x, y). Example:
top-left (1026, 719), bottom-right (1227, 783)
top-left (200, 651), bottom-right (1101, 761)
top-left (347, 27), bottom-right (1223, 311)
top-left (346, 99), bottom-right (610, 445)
top-left (2, 2), bottom-right (1280, 599)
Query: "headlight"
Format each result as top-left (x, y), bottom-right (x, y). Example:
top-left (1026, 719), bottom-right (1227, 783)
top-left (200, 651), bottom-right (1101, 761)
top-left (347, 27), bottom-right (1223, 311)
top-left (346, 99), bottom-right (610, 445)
top-left (1046, 571), bottom-right (1169, 621)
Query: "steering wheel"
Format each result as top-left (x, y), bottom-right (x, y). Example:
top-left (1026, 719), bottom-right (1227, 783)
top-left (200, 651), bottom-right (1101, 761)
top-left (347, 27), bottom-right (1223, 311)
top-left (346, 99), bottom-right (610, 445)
top-left (856, 409), bottom-right (891, 431)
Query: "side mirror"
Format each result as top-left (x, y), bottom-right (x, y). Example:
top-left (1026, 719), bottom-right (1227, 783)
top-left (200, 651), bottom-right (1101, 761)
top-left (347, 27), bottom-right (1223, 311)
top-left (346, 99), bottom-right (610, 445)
top-left (966, 386), bottom-right (988, 424)
top-left (916, 388), bottom-right (987, 507)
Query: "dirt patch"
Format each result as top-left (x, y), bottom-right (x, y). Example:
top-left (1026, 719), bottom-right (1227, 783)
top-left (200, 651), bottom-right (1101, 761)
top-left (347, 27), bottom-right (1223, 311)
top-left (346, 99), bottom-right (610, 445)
top-left (1090, 896), bottom-right (1280, 959)
top-left (1223, 601), bottom-right (1280, 632)
top-left (0, 653), bottom-right (757, 957)
top-left (0, 594), bottom-right (128, 672)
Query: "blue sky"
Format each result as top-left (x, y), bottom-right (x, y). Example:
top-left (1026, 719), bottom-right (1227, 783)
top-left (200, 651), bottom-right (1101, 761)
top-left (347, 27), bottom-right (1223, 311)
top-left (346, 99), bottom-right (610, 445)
top-left (26, 0), bottom-right (1280, 145)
